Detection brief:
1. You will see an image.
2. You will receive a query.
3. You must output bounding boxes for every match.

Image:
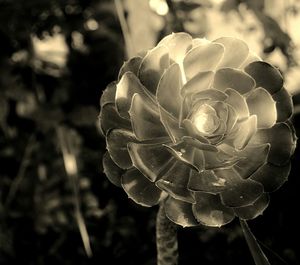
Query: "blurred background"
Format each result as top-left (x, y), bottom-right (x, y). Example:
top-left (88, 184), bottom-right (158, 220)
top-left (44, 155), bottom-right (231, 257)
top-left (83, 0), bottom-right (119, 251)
top-left (0, 0), bottom-right (300, 264)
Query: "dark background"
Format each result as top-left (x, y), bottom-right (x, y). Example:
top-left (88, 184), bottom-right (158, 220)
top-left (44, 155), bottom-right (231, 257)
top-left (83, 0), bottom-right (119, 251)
top-left (0, 0), bottom-right (299, 264)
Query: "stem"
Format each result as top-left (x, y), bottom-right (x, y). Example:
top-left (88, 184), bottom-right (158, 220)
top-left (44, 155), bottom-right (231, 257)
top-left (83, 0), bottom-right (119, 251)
top-left (156, 202), bottom-right (178, 265)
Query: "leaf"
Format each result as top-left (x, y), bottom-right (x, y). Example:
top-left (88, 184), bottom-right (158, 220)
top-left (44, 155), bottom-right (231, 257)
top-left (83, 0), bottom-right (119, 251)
top-left (240, 219), bottom-right (270, 265)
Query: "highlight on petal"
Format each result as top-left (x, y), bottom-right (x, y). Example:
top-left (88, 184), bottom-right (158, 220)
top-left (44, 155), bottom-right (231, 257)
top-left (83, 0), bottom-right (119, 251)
top-left (214, 68), bottom-right (255, 94)
top-left (106, 129), bottom-right (137, 169)
top-left (188, 170), bottom-right (227, 194)
top-left (246, 87), bottom-right (277, 129)
top-left (138, 45), bottom-right (170, 94)
top-left (102, 152), bottom-right (123, 187)
top-left (121, 168), bottom-right (165, 207)
top-left (128, 142), bottom-right (173, 182)
top-left (225, 88), bottom-right (249, 120)
top-left (129, 93), bottom-right (168, 140)
top-left (156, 160), bottom-right (194, 203)
top-left (183, 42), bottom-right (224, 80)
top-left (158, 32), bottom-right (192, 63)
top-left (100, 82), bottom-right (116, 108)
top-left (165, 197), bottom-right (198, 227)
top-left (192, 192), bottom-right (235, 227)
top-left (214, 37), bottom-right (249, 68)
top-left (118, 56), bottom-right (143, 80)
top-left (234, 144), bottom-right (270, 179)
top-left (244, 61), bottom-right (283, 94)
top-left (99, 104), bottom-right (131, 135)
top-left (182, 119), bottom-right (210, 143)
top-left (156, 63), bottom-right (183, 118)
top-left (272, 87), bottom-right (293, 122)
top-left (250, 162), bottom-right (291, 192)
top-left (181, 71), bottom-right (214, 97)
top-left (116, 72), bottom-right (153, 119)
top-left (216, 168), bottom-right (264, 207)
top-left (233, 193), bottom-right (269, 220)
top-left (249, 122), bottom-right (295, 166)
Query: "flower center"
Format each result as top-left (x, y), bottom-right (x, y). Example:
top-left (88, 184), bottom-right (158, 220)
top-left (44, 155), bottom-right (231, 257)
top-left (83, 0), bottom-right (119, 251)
top-left (192, 104), bottom-right (220, 134)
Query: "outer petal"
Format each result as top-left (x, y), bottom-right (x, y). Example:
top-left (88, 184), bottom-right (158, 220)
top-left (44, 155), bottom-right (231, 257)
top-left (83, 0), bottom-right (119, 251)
top-left (156, 160), bottom-right (194, 203)
top-left (214, 37), bottom-right (249, 68)
top-left (129, 93), bottom-right (168, 140)
top-left (121, 168), bottom-right (165, 207)
top-left (215, 168), bottom-right (264, 207)
top-left (116, 72), bottom-right (153, 119)
top-left (165, 197), bottom-right (198, 227)
top-left (128, 142), bottom-right (173, 182)
top-left (99, 104), bottom-right (131, 135)
top-left (234, 144), bottom-right (270, 179)
top-left (244, 61), bottom-right (283, 94)
top-left (192, 192), bottom-right (235, 227)
top-left (118, 56), bottom-right (143, 80)
top-left (156, 63), bottom-right (183, 118)
top-left (158, 32), bottom-right (193, 63)
top-left (100, 82), bottom-right (116, 108)
top-left (225, 88), bottom-right (249, 120)
top-left (102, 152), bottom-right (123, 187)
top-left (246, 87), bottom-right (277, 129)
top-left (183, 43), bottom-right (224, 80)
top-left (233, 193), bottom-right (269, 220)
top-left (214, 68), bottom-right (255, 94)
top-left (239, 51), bottom-right (262, 69)
top-left (138, 45), bottom-right (170, 94)
top-left (106, 129), bottom-right (137, 169)
top-left (272, 87), bottom-right (293, 122)
top-left (250, 162), bottom-right (291, 192)
top-left (249, 122), bottom-right (296, 166)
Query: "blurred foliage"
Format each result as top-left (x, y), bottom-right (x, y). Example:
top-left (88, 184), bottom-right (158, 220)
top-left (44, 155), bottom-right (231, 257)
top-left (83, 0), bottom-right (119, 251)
top-left (0, 0), bottom-right (300, 264)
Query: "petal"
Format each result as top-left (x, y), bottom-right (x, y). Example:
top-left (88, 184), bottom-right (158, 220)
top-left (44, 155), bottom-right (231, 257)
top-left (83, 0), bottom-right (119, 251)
top-left (234, 144), bottom-right (270, 179)
top-left (106, 129), bottom-right (137, 169)
top-left (116, 72), bottom-right (153, 119)
top-left (226, 105), bottom-right (238, 132)
top-left (226, 115), bottom-right (257, 150)
top-left (159, 107), bottom-right (185, 143)
top-left (215, 168), bottom-right (264, 207)
top-left (181, 71), bottom-right (214, 97)
top-left (225, 88), bottom-right (249, 120)
top-left (183, 43), bottom-right (224, 80)
top-left (99, 104), bottom-right (131, 135)
top-left (239, 51), bottom-right (262, 69)
top-left (272, 87), bottom-right (293, 122)
top-left (233, 193), bottom-right (269, 220)
top-left (244, 61), bottom-right (283, 94)
top-left (158, 32), bottom-right (193, 63)
top-left (129, 93), bottom-right (168, 140)
top-left (250, 162), bottom-right (291, 192)
top-left (192, 192), bottom-right (235, 227)
top-left (165, 197), bottom-right (198, 227)
top-left (182, 136), bottom-right (218, 152)
top-left (193, 89), bottom-right (228, 102)
top-left (121, 168), bottom-right (165, 207)
top-left (156, 160), bottom-right (194, 203)
top-left (118, 56), bottom-right (143, 80)
top-left (188, 170), bottom-right (227, 194)
top-left (138, 45), bottom-right (170, 94)
top-left (164, 141), bottom-right (205, 172)
top-left (214, 37), bottom-right (249, 68)
top-left (100, 82), bottom-right (116, 108)
top-left (246, 88), bottom-right (277, 129)
top-left (156, 63), bottom-right (183, 118)
top-left (182, 119), bottom-right (210, 143)
top-left (102, 152), bottom-right (123, 187)
top-left (128, 142), bottom-right (173, 182)
top-left (214, 68), bottom-right (255, 94)
top-left (249, 122), bottom-right (295, 166)
top-left (203, 149), bottom-right (241, 170)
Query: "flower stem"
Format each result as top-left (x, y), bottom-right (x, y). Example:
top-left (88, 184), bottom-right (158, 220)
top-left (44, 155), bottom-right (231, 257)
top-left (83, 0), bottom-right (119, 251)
top-left (156, 202), bottom-right (178, 265)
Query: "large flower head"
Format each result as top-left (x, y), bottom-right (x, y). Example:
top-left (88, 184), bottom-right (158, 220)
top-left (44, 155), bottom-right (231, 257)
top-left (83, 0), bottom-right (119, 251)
top-left (100, 33), bottom-right (296, 227)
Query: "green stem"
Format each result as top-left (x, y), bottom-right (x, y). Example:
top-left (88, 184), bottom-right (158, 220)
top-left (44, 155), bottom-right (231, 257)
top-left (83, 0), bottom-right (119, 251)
top-left (156, 202), bottom-right (178, 265)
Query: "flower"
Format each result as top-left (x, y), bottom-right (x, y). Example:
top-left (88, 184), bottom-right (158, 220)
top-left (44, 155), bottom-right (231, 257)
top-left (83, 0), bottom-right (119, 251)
top-left (99, 32), bottom-right (297, 227)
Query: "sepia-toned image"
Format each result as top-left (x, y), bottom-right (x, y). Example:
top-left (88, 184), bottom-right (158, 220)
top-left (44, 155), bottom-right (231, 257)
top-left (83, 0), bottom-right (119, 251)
top-left (0, 0), bottom-right (299, 264)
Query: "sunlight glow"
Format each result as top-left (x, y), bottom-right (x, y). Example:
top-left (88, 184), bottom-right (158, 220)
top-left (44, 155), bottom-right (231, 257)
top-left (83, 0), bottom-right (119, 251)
top-left (149, 0), bottom-right (169, 16)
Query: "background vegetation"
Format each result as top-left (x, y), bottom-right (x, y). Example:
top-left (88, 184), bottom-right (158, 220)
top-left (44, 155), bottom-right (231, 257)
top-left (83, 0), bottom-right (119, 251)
top-left (0, 0), bottom-right (299, 264)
